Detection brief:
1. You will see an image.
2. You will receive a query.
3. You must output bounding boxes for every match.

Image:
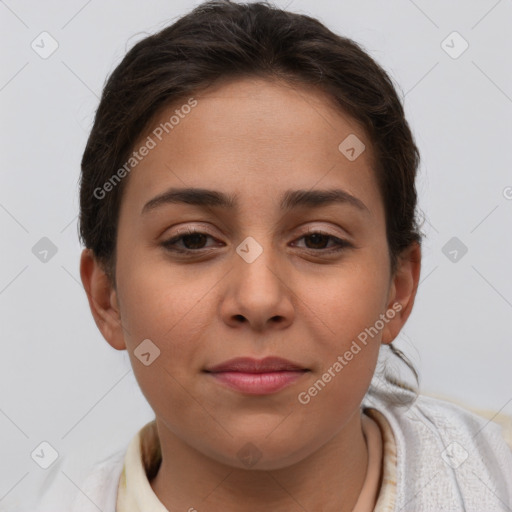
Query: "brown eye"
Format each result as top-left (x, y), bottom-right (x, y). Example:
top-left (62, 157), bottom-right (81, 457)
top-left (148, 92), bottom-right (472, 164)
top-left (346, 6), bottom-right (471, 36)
top-left (292, 231), bottom-right (351, 253)
top-left (161, 229), bottom-right (351, 255)
top-left (162, 230), bottom-right (218, 253)
top-left (178, 232), bottom-right (209, 250)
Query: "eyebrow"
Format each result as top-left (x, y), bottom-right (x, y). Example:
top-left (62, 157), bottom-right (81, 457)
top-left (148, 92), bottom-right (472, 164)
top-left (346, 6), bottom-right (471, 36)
top-left (141, 187), bottom-right (370, 216)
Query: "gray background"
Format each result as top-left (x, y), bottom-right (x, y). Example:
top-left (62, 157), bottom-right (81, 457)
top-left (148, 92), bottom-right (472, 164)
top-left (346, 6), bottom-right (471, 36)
top-left (1, 0), bottom-right (511, 509)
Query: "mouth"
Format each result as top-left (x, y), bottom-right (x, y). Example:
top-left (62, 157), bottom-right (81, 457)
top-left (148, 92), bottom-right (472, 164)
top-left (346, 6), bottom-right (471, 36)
top-left (203, 356), bottom-right (310, 395)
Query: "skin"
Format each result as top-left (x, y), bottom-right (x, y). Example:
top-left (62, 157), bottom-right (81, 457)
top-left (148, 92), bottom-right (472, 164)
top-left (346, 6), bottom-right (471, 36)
top-left (80, 76), bottom-right (421, 512)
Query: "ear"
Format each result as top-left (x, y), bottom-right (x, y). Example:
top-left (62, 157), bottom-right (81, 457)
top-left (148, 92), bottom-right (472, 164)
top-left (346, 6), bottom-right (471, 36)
top-left (381, 242), bottom-right (421, 345)
top-left (79, 248), bottom-right (126, 351)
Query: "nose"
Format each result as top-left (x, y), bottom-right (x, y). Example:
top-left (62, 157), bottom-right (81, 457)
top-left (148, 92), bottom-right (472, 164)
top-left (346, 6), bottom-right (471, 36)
top-left (220, 237), bottom-right (295, 332)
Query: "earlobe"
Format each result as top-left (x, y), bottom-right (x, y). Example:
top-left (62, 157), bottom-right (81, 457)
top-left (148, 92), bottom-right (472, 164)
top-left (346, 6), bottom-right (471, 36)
top-left (381, 242), bottom-right (421, 345)
top-left (79, 249), bottom-right (127, 351)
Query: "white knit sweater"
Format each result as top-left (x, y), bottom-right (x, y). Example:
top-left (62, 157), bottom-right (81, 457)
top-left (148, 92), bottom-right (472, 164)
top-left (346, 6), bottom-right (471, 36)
top-left (33, 385), bottom-right (512, 512)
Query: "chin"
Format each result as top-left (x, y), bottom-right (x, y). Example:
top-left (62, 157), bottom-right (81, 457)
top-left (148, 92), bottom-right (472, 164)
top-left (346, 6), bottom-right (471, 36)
top-left (204, 436), bottom-right (316, 471)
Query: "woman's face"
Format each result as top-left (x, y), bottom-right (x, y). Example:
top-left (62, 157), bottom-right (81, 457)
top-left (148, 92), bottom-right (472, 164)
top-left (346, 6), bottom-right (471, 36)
top-left (83, 77), bottom-right (417, 469)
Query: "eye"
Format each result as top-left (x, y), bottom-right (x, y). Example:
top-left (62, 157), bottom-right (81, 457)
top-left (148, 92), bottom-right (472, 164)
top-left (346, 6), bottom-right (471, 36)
top-left (291, 230), bottom-right (351, 253)
top-left (161, 228), bottom-right (351, 255)
top-left (161, 228), bottom-right (219, 253)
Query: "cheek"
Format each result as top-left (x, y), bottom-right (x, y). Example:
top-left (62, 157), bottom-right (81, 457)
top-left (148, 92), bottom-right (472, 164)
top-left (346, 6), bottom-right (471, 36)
top-left (300, 257), bottom-right (388, 400)
top-left (298, 267), bottom-right (387, 418)
top-left (316, 257), bottom-right (390, 340)
top-left (118, 265), bottom-right (212, 411)
top-left (116, 261), bottom-right (216, 378)
top-left (117, 257), bottom-right (204, 333)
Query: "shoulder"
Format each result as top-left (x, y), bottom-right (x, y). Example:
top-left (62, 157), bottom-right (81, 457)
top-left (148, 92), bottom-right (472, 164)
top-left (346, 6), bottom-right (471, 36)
top-left (365, 385), bottom-right (512, 452)
top-left (379, 389), bottom-right (512, 460)
top-left (417, 391), bottom-right (512, 450)
top-left (363, 385), bottom-right (512, 509)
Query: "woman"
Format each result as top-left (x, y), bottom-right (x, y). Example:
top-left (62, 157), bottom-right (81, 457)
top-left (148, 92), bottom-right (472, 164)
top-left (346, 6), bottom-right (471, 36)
top-left (45, 1), bottom-right (512, 510)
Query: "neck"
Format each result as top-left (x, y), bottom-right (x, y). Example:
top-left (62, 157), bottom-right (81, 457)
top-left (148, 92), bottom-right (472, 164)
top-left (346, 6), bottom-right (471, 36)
top-left (150, 409), bottom-right (371, 512)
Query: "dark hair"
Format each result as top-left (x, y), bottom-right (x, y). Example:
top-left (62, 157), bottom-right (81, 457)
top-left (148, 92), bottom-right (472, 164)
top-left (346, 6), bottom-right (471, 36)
top-left (78, 0), bottom-right (423, 405)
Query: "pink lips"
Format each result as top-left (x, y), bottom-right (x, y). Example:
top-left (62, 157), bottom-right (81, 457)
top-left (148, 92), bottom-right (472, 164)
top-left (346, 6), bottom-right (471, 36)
top-left (204, 356), bottom-right (308, 395)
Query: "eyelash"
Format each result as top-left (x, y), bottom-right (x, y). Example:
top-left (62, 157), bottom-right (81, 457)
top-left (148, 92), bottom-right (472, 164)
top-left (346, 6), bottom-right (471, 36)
top-left (161, 228), bottom-right (351, 255)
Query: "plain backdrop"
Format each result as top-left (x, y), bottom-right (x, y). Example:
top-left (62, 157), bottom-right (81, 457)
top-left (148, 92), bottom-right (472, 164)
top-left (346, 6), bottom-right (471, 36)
top-left (1, 0), bottom-right (511, 508)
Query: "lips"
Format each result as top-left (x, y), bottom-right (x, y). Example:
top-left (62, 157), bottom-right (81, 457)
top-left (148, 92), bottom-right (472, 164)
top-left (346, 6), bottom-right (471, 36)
top-left (204, 356), bottom-right (307, 373)
top-left (204, 357), bottom-right (309, 395)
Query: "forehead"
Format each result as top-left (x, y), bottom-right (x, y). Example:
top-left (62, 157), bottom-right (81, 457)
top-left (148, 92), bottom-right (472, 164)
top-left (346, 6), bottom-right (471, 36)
top-left (120, 76), bottom-right (382, 221)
